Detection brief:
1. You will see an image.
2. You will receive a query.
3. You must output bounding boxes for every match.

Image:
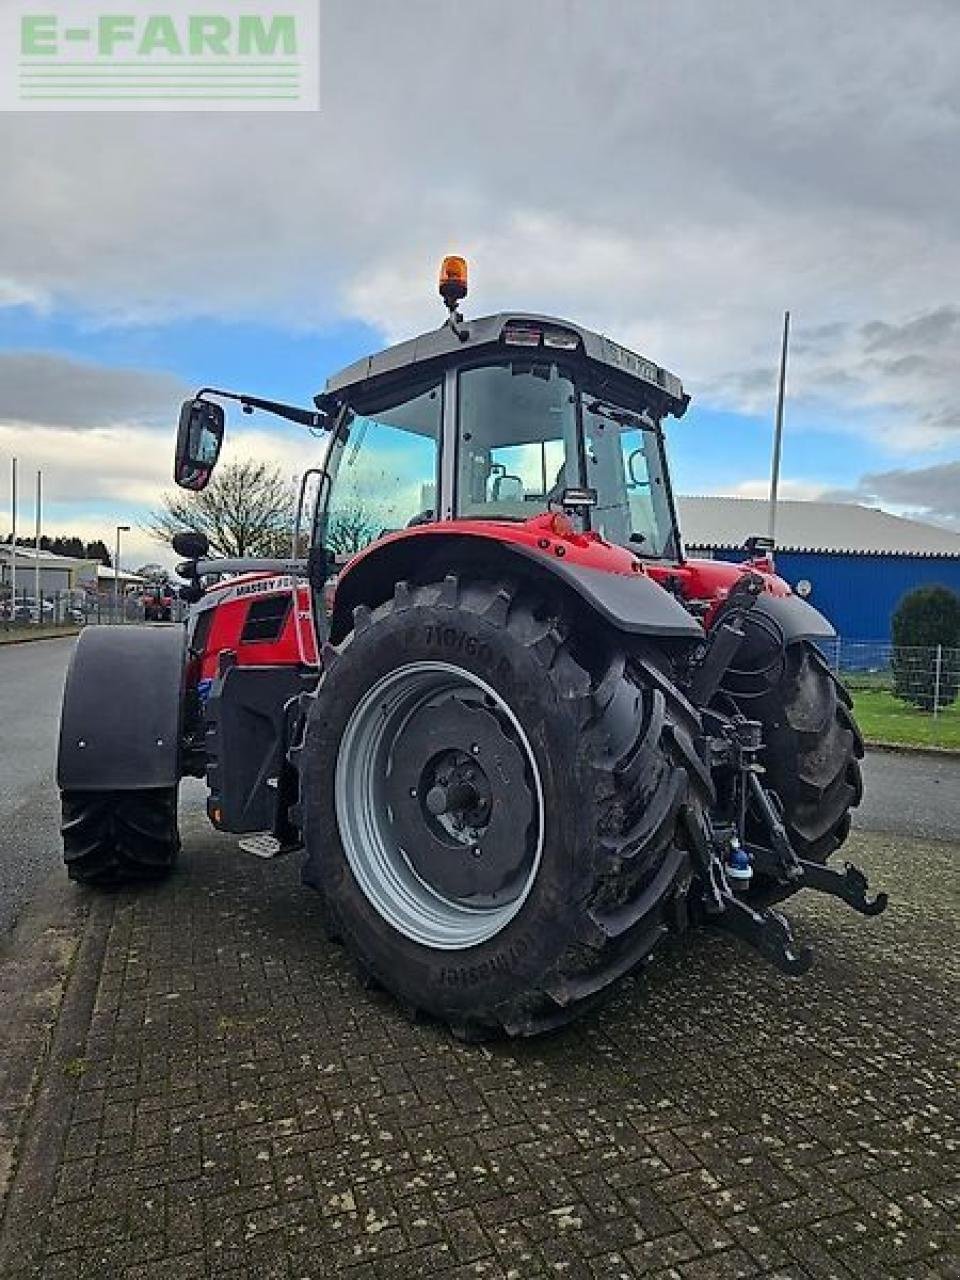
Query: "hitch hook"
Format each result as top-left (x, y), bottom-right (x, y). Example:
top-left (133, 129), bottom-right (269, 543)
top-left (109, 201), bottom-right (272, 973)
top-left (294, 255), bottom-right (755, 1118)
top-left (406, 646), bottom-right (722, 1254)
top-left (797, 859), bottom-right (889, 917)
top-left (713, 895), bottom-right (814, 976)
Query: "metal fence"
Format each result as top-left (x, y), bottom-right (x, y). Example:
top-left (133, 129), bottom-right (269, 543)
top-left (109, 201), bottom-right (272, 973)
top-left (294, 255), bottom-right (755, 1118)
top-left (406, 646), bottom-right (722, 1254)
top-left (0, 587), bottom-right (185, 633)
top-left (820, 638), bottom-right (960, 726)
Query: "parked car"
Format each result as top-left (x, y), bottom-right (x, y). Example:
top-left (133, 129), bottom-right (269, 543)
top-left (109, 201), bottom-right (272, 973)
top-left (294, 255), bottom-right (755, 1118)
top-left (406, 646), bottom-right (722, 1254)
top-left (2, 597), bottom-right (56, 623)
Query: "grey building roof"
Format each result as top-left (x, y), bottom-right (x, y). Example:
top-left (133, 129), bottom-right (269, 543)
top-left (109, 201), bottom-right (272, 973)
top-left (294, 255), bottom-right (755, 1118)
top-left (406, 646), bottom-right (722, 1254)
top-left (678, 496), bottom-right (960, 558)
top-left (1, 547), bottom-right (96, 569)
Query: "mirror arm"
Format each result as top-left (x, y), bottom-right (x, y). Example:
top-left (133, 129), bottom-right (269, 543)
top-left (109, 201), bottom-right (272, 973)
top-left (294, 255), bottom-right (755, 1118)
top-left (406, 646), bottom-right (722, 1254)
top-left (196, 387), bottom-right (328, 431)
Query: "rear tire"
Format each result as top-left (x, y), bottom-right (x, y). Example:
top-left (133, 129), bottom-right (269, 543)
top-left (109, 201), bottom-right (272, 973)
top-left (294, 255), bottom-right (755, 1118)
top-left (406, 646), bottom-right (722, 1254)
top-left (61, 788), bottom-right (180, 887)
top-left (296, 576), bottom-right (708, 1038)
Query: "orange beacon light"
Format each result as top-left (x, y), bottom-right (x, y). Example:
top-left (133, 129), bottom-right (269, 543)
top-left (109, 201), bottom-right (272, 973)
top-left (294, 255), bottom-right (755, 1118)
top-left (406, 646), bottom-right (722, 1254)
top-left (439, 256), bottom-right (468, 310)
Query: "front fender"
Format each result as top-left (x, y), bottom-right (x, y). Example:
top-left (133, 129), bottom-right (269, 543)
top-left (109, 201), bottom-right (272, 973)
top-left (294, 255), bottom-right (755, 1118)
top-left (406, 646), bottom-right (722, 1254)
top-left (57, 625), bottom-right (185, 791)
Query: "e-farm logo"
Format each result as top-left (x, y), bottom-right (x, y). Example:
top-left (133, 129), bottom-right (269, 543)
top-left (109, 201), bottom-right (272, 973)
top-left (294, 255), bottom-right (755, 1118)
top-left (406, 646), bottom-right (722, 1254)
top-left (0, 1), bottom-right (319, 111)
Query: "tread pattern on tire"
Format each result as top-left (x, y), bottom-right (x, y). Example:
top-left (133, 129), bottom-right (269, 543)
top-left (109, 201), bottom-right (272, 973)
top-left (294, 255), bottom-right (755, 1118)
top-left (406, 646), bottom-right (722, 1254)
top-left (61, 788), bottom-right (180, 887)
top-left (299, 575), bottom-right (712, 1038)
top-left (731, 639), bottom-right (863, 870)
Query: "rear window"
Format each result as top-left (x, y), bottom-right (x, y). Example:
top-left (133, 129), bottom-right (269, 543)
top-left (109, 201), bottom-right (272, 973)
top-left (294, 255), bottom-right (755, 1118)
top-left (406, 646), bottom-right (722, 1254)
top-left (241, 594), bottom-right (292, 644)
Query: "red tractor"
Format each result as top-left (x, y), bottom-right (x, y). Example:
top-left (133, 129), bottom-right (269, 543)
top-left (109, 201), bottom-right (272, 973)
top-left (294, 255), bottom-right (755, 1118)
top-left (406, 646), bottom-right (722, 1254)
top-left (142, 580), bottom-right (174, 622)
top-left (57, 259), bottom-right (885, 1038)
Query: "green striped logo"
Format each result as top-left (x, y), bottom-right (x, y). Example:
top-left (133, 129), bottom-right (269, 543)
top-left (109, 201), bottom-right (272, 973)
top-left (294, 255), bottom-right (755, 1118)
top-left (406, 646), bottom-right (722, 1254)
top-left (3, 1), bottom-right (319, 111)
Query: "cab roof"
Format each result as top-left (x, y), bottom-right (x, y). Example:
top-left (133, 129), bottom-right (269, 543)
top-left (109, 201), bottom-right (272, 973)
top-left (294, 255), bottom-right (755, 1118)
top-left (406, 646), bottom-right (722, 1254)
top-left (320, 312), bottom-right (689, 419)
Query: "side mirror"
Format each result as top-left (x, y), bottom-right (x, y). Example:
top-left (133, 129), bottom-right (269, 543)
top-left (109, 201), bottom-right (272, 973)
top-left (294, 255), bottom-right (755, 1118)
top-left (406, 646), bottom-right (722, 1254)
top-left (171, 530), bottom-right (210, 560)
top-left (175, 398), bottom-right (225, 491)
top-left (559, 486), bottom-right (598, 510)
top-left (626, 449), bottom-right (651, 490)
top-left (743, 535), bottom-right (775, 556)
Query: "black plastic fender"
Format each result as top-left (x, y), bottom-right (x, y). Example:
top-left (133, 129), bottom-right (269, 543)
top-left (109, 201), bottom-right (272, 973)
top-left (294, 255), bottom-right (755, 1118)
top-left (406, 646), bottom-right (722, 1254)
top-left (57, 625), bottom-right (185, 791)
top-left (512, 549), bottom-right (704, 638)
top-left (750, 592), bottom-right (836, 641)
top-left (718, 592), bottom-right (836, 685)
top-left (330, 532), bottom-right (704, 643)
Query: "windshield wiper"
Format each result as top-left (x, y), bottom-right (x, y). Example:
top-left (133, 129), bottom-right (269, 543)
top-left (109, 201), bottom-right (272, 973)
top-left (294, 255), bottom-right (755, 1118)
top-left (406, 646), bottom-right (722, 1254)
top-left (585, 399), bottom-right (658, 432)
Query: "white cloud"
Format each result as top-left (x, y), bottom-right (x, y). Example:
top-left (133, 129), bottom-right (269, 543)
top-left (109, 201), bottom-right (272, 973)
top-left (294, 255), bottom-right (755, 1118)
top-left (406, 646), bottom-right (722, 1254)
top-left (717, 478), bottom-right (831, 503)
top-left (0, 0), bottom-right (958, 527)
top-left (0, 279), bottom-right (50, 311)
top-left (0, 4), bottom-right (956, 391)
top-left (0, 416), bottom-right (321, 566)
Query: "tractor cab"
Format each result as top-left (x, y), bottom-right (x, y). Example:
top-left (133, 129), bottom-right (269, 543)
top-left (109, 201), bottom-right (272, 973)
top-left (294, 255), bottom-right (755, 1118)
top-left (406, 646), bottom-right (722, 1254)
top-left (314, 284), bottom-right (689, 566)
top-left (174, 258), bottom-right (690, 574)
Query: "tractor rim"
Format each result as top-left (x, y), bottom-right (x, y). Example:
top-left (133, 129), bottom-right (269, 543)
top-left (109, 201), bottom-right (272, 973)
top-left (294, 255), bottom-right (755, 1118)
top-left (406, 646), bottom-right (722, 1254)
top-left (335, 661), bottom-right (544, 950)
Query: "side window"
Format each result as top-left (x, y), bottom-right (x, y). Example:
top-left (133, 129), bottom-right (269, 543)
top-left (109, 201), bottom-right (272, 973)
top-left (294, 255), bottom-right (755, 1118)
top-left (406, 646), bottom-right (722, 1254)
top-left (582, 401), bottom-right (674, 555)
top-left (324, 382), bottom-right (441, 556)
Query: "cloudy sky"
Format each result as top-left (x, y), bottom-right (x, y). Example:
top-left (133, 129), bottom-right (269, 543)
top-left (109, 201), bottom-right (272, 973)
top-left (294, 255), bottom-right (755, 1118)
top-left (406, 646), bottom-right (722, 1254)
top-left (1, 0), bottom-right (958, 567)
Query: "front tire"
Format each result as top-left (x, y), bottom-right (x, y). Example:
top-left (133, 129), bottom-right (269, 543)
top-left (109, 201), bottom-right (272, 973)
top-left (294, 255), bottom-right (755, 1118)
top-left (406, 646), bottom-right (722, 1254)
top-left (61, 788), bottom-right (180, 887)
top-left (296, 576), bottom-right (707, 1038)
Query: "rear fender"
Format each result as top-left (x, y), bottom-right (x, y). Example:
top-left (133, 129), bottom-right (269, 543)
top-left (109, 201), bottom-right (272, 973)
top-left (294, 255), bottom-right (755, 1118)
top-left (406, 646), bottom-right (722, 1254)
top-left (57, 625), bottom-right (185, 791)
top-left (750, 592), bottom-right (835, 642)
top-left (330, 531), bottom-right (703, 643)
top-left (716, 593), bottom-right (836, 682)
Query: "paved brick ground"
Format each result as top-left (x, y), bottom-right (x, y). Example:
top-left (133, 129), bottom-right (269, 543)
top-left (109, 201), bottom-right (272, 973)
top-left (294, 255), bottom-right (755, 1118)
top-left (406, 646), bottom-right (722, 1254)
top-left (0, 822), bottom-right (957, 1280)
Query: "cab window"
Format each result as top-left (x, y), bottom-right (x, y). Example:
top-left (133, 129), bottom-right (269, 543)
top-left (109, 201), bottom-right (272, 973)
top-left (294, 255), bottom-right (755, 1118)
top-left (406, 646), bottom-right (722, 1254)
top-left (456, 362), bottom-right (579, 518)
top-left (323, 380), bottom-right (442, 555)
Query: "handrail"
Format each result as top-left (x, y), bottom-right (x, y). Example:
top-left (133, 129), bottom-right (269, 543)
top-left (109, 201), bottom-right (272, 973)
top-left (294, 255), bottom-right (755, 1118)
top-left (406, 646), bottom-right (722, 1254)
top-left (194, 557), bottom-right (305, 578)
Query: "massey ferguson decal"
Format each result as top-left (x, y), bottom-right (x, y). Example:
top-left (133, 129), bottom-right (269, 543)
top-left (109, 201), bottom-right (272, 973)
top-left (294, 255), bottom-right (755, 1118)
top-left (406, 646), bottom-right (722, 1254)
top-left (234, 575), bottom-right (295, 598)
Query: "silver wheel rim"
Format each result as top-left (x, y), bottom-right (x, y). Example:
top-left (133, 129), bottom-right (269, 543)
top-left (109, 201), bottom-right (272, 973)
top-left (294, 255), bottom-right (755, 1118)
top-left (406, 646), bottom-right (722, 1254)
top-left (334, 661), bottom-right (544, 950)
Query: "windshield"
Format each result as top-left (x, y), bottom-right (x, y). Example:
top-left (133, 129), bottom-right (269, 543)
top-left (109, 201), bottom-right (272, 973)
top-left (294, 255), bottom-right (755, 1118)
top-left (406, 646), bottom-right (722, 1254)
top-left (581, 396), bottom-right (677, 558)
top-left (457, 361), bottom-right (579, 518)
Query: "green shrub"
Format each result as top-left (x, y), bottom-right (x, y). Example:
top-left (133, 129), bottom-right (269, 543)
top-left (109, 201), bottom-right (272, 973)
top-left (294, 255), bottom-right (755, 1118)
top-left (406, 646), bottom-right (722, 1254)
top-left (891, 585), bottom-right (960, 710)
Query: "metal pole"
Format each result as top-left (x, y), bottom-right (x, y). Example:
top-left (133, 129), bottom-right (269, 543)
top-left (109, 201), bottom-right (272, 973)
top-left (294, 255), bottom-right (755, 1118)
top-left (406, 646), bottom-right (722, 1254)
top-left (768, 310), bottom-right (791, 542)
top-left (34, 470), bottom-right (41, 624)
top-left (9, 457), bottom-right (16, 620)
top-left (114, 524), bottom-right (130, 623)
top-left (933, 644), bottom-right (942, 719)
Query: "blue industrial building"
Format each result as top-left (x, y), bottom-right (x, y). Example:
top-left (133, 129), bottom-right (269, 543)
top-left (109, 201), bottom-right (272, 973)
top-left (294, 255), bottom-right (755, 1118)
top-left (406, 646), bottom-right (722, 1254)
top-left (678, 496), bottom-right (960, 642)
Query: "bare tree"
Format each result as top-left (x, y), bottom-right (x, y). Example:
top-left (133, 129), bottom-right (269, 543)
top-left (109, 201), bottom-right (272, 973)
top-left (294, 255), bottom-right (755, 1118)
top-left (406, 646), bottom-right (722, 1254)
top-left (325, 503), bottom-right (380, 556)
top-left (147, 459), bottom-right (295, 559)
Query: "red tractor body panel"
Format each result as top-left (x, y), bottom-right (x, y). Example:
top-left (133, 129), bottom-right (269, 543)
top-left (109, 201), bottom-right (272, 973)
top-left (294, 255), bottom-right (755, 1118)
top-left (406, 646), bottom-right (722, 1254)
top-left (334, 515), bottom-right (795, 627)
top-left (645, 554), bottom-right (792, 627)
top-left (342, 512), bottom-right (644, 578)
top-left (188, 573), bottom-right (317, 687)
top-left (185, 518), bottom-right (796, 687)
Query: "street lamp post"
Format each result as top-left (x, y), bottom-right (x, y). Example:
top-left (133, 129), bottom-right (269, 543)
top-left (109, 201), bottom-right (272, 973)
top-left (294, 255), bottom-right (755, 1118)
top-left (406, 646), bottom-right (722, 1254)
top-left (34, 470), bottom-right (42, 624)
top-left (8, 458), bottom-right (17, 621)
top-left (114, 525), bottom-right (130, 622)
